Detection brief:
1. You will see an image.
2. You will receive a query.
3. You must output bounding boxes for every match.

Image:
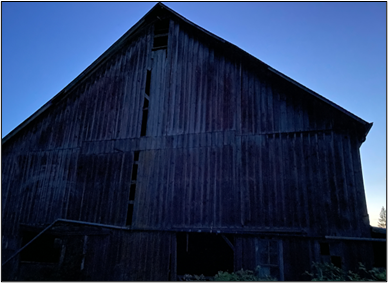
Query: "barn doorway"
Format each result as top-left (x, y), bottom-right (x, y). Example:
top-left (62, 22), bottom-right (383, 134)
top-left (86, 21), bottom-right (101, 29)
top-left (176, 233), bottom-right (234, 277)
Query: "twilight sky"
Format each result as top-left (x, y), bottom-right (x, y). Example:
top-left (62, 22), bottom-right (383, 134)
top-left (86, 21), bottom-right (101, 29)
top-left (2, 2), bottom-right (386, 225)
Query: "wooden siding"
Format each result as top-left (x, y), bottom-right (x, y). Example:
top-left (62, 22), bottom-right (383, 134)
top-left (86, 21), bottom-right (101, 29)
top-left (2, 9), bottom-right (373, 281)
top-left (11, 224), bottom-right (174, 281)
top-left (2, 132), bottom-right (369, 237)
top-left (82, 230), bottom-right (174, 281)
top-left (2, 18), bottom-right (364, 153)
top-left (2, 17), bottom-right (370, 235)
top-left (240, 131), bottom-right (369, 236)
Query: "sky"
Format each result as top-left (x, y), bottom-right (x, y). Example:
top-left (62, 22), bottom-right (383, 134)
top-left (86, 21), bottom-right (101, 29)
top-left (2, 2), bottom-right (386, 226)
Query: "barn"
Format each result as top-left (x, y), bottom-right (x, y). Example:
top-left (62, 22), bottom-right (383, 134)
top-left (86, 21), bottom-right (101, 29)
top-left (2, 3), bottom-right (383, 280)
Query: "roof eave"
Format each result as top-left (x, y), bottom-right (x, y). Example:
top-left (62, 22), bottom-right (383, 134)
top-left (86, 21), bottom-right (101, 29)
top-left (2, 3), bottom-right (162, 145)
top-left (161, 2), bottom-right (373, 139)
top-left (267, 66), bottom-right (373, 140)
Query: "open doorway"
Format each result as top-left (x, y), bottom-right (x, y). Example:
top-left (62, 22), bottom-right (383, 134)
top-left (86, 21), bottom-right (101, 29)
top-left (177, 233), bottom-right (234, 277)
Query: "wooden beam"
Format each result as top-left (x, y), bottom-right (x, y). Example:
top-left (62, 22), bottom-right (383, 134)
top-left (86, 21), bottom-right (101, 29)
top-left (221, 234), bottom-right (234, 252)
top-left (325, 236), bottom-right (386, 242)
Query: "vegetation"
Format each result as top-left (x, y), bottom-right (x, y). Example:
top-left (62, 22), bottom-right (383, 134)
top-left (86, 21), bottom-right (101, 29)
top-left (305, 262), bottom-right (386, 281)
top-left (182, 267), bottom-right (276, 281)
top-left (182, 263), bottom-right (386, 281)
top-left (378, 206), bottom-right (386, 228)
top-left (214, 267), bottom-right (276, 281)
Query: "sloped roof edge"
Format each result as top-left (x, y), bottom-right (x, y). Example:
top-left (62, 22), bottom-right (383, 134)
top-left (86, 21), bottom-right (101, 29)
top-left (158, 3), bottom-right (372, 135)
top-left (2, 3), bottom-right (159, 144)
top-left (267, 67), bottom-right (373, 135)
top-left (2, 2), bottom-right (372, 144)
top-left (161, 3), bottom-right (373, 140)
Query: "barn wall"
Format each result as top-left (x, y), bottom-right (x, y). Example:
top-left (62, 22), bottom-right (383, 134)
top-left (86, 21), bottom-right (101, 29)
top-left (96, 230), bottom-right (174, 281)
top-left (161, 20), bottom-right (241, 135)
top-left (2, 148), bottom-right (79, 237)
top-left (2, 25), bottom-right (153, 155)
top-left (5, 224), bottom-right (174, 281)
top-left (2, 17), bottom-right (366, 154)
top-left (239, 131), bottom-right (370, 236)
top-left (2, 11), bottom-right (373, 281)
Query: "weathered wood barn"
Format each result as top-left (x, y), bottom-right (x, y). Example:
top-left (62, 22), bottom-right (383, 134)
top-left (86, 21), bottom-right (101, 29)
top-left (2, 3), bottom-right (383, 281)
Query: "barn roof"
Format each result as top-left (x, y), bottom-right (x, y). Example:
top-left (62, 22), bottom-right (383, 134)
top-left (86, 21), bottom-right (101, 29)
top-left (2, 2), bottom-right (372, 144)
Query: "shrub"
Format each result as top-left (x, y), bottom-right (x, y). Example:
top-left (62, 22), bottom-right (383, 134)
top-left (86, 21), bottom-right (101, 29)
top-left (182, 266), bottom-right (276, 281)
top-left (214, 267), bottom-right (276, 281)
top-left (305, 262), bottom-right (386, 281)
top-left (181, 274), bottom-right (209, 281)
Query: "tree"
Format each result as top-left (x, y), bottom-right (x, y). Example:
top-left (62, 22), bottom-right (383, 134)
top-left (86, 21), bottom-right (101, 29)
top-left (377, 206), bottom-right (386, 228)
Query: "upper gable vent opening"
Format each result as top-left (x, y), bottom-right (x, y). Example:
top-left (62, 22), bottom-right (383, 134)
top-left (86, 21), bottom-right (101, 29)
top-left (154, 18), bottom-right (169, 34)
top-left (153, 18), bottom-right (169, 50)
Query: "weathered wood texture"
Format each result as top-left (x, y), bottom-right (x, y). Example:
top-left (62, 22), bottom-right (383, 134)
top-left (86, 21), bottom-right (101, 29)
top-left (87, 230), bottom-right (174, 281)
top-left (12, 223), bottom-right (175, 281)
top-left (2, 134), bottom-right (369, 237)
top-left (2, 19), bottom-right (370, 234)
top-left (2, 6), bottom-right (373, 281)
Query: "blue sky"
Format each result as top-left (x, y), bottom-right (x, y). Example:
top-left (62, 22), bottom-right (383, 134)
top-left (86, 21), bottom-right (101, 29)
top-left (2, 2), bottom-right (386, 225)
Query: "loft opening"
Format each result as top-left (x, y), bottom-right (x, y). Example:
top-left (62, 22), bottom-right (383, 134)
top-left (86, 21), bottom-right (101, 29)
top-left (153, 18), bottom-right (169, 50)
top-left (126, 205), bottom-right (134, 226)
top-left (140, 101), bottom-right (149, 137)
top-left (126, 151), bottom-right (140, 226)
top-left (20, 231), bottom-right (62, 263)
top-left (177, 233), bottom-right (234, 278)
top-left (131, 164), bottom-right (138, 181)
top-left (154, 18), bottom-right (170, 34)
top-left (141, 70), bottom-right (151, 138)
top-left (145, 70), bottom-right (151, 96)
top-left (153, 36), bottom-right (168, 49)
top-left (134, 150), bottom-right (140, 162)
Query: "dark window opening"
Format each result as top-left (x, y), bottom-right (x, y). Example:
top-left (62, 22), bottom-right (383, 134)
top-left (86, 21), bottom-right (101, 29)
top-left (373, 242), bottom-right (386, 268)
top-left (131, 164), bottom-right (138, 181)
top-left (20, 231), bottom-right (61, 263)
top-left (258, 239), bottom-right (278, 265)
top-left (153, 35), bottom-right (168, 49)
top-left (320, 243), bottom-right (330, 256)
top-left (331, 256), bottom-right (342, 268)
top-left (129, 184), bottom-right (136, 201)
top-left (140, 109), bottom-right (148, 137)
top-left (154, 18), bottom-right (170, 35)
top-left (126, 204), bottom-right (134, 226)
top-left (145, 70), bottom-right (151, 95)
top-left (134, 151), bottom-right (140, 162)
top-left (256, 239), bottom-right (280, 280)
top-left (177, 233), bottom-right (234, 277)
top-left (143, 97), bottom-right (149, 109)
